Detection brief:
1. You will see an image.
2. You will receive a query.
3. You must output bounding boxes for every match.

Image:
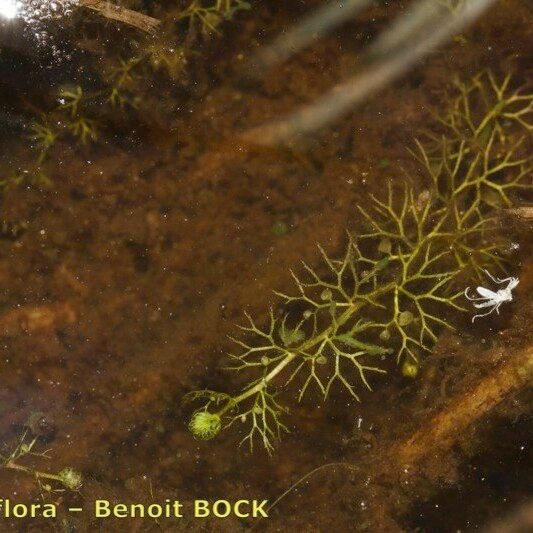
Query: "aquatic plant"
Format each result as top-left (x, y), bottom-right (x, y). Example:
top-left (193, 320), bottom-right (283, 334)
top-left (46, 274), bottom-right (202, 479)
top-left (68, 116), bottom-right (99, 144)
top-left (104, 0), bottom-right (250, 86)
top-left (185, 72), bottom-right (532, 453)
top-left (58, 86), bottom-right (84, 117)
top-left (1, 85), bottom-right (100, 190)
top-left (0, 168), bottom-right (53, 193)
top-left (436, 71), bottom-right (533, 142)
top-left (177, 0), bottom-right (251, 36)
top-left (57, 86), bottom-right (100, 144)
top-left (105, 57), bottom-right (140, 107)
top-left (26, 85), bottom-right (100, 161)
top-left (2, 1), bottom-right (252, 184)
top-left (29, 121), bottom-right (57, 164)
top-left (1, 428), bottom-right (82, 492)
top-left (143, 41), bottom-right (188, 81)
top-left (89, 0), bottom-right (251, 101)
top-left (420, 70), bottom-right (532, 278)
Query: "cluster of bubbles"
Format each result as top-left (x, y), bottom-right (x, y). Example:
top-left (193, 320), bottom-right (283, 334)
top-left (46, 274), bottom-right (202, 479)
top-left (0, 0), bottom-right (78, 22)
top-left (16, 0), bottom-right (78, 24)
top-left (1, 1), bottom-right (79, 56)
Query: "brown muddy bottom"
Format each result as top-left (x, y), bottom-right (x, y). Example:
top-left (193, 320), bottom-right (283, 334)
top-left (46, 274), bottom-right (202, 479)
top-left (0, 1), bottom-right (531, 532)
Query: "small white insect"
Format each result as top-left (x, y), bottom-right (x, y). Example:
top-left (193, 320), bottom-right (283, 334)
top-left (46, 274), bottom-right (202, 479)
top-left (464, 270), bottom-right (519, 322)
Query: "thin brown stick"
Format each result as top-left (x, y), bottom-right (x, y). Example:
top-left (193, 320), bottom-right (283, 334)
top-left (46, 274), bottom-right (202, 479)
top-left (394, 342), bottom-right (533, 466)
top-left (506, 207), bottom-right (533, 221)
top-left (80, 0), bottom-right (160, 33)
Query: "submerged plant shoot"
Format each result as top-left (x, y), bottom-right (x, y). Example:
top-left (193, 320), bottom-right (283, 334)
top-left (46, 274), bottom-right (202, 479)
top-left (186, 72), bottom-right (532, 451)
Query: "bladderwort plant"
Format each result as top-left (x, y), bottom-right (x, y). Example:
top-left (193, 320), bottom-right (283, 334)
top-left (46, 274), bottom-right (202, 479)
top-left (22, 85), bottom-right (99, 181)
top-left (177, 0), bottom-right (250, 36)
top-left (24, 1), bottom-right (252, 155)
top-left (102, 0), bottom-right (251, 90)
top-left (2, 2), bottom-right (251, 195)
top-left (1, 86), bottom-right (99, 192)
top-left (185, 72), bottom-right (532, 453)
top-left (1, 428), bottom-right (82, 493)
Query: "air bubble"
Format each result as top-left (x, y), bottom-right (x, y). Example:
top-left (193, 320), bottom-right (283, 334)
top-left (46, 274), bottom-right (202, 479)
top-left (9, 1), bottom-right (79, 54)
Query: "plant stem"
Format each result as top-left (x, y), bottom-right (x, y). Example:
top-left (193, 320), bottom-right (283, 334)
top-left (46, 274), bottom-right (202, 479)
top-left (217, 281), bottom-right (396, 416)
top-left (3, 461), bottom-right (63, 484)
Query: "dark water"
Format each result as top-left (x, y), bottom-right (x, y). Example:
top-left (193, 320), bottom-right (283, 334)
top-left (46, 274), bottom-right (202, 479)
top-left (0, 1), bottom-right (531, 531)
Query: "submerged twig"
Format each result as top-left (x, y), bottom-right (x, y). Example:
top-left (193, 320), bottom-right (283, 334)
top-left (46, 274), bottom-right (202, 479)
top-left (80, 0), bottom-right (160, 33)
top-left (506, 207), bottom-right (533, 221)
top-left (395, 342), bottom-right (533, 466)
